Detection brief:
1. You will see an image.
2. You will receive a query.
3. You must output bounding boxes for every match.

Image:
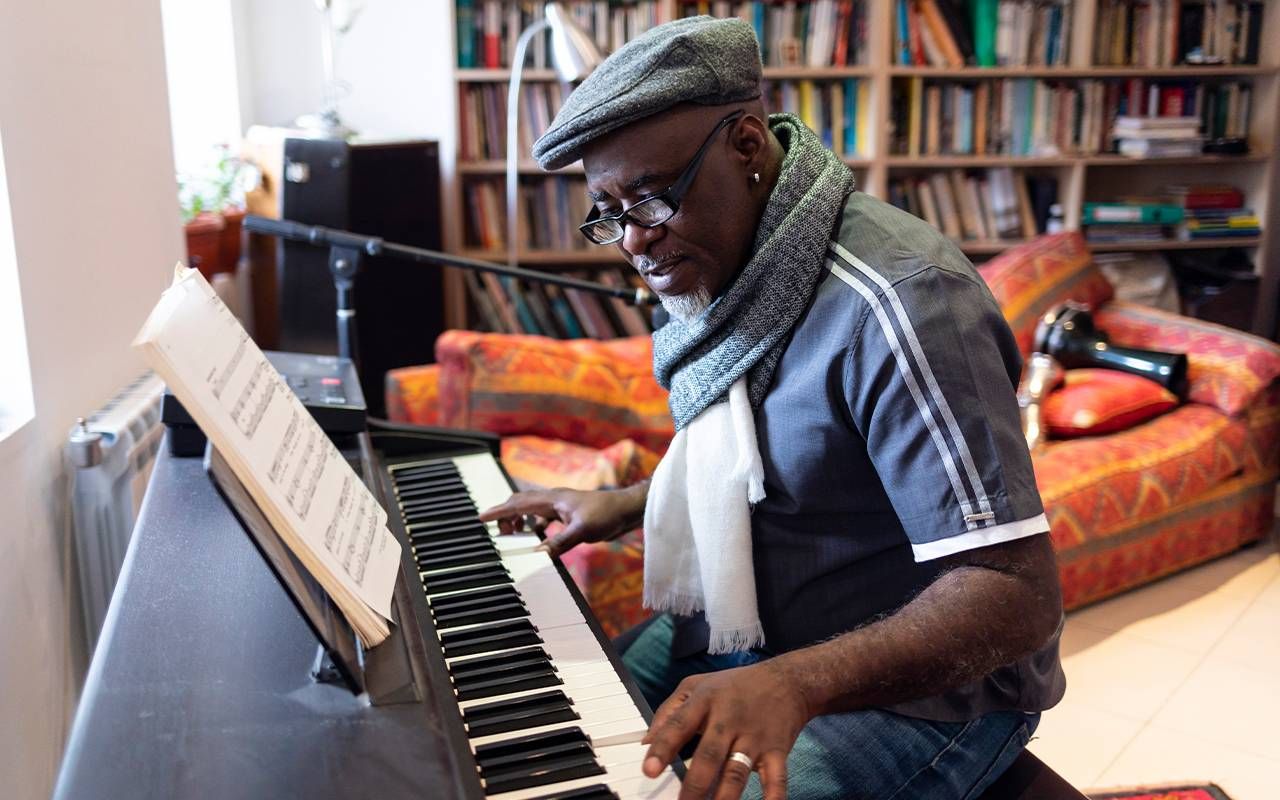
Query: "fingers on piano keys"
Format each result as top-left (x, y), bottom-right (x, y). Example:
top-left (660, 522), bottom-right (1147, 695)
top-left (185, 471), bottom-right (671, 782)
top-left (386, 455), bottom-right (681, 799)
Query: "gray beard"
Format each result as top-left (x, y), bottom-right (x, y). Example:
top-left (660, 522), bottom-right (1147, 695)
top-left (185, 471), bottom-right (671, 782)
top-left (659, 284), bottom-right (712, 323)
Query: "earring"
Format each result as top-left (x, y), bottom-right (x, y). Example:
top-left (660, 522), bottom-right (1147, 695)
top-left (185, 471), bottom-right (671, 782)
top-left (751, 172), bottom-right (760, 184)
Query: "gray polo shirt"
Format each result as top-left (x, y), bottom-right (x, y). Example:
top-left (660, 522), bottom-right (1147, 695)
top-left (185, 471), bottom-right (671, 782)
top-left (673, 191), bottom-right (1066, 722)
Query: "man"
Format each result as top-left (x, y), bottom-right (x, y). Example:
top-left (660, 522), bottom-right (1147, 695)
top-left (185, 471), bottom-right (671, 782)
top-left (479, 16), bottom-right (1065, 800)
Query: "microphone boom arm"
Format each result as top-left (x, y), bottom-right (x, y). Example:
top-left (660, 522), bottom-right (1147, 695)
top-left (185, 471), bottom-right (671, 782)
top-left (244, 215), bottom-right (658, 308)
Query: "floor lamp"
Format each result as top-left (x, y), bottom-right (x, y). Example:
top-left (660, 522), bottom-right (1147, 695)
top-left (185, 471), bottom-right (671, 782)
top-left (506, 3), bottom-right (603, 274)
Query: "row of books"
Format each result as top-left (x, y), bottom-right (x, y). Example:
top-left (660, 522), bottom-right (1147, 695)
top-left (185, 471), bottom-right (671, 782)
top-left (458, 82), bottom-right (568, 161)
top-left (465, 177), bottom-right (597, 252)
top-left (1113, 114), bottom-right (1204, 157)
top-left (896, 0), bottom-right (1074, 67)
top-left (762, 78), bottom-right (871, 157)
top-left (888, 77), bottom-right (1254, 157)
top-left (1093, 0), bottom-right (1265, 67)
top-left (1168, 184), bottom-right (1260, 239)
top-left (726, 0), bottom-right (871, 67)
top-left (456, 1), bottom-right (872, 69)
top-left (459, 77), bottom-right (874, 162)
top-left (1080, 185), bottom-right (1260, 243)
top-left (463, 267), bottom-right (655, 338)
top-left (887, 168), bottom-right (1061, 240)
top-left (891, 78), bottom-right (1097, 156)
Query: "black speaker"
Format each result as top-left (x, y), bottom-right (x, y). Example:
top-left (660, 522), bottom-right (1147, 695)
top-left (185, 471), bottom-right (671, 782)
top-left (278, 137), bottom-right (443, 418)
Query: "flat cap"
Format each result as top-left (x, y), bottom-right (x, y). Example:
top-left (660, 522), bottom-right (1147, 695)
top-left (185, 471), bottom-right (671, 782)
top-left (532, 16), bottom-right (763, 171)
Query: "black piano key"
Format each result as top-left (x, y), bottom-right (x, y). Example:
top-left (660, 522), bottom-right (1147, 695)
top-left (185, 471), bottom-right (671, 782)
top-left (524, 786), bottom-right (619, 800)
top-left (411, 531), bottom-right (492, 552)
top-left (405, 515), bottom-right (481, 532)
top-left (391, 461), bottom-right (460, 479)
top-left (478, 728), bottom-right (602, 795)
top-left (431, 584), bottom-right (519, 610)
top-left (449, 646), bottom-right (551, 679)
top-left (454, 664), bottom-right (561, 701)
top-left (463, 689), bottom-right (579, 738)
top-left (409, 520), bottom-right (492, 540)
top-left (452, 655), bottom-right (555, 691)
top-left (414, 539), bottom-right (497, 563)
top-left (440, 618), bottom-right (540, 658)
top-left (396, 480), bottom-right (470, 501)
top-left (403, 503), bottom-right (480, 524)
top-left (419, 544), bottom-right (500, 571)
top-left (414, 531), bottom-right (494, 550)
top-left (402, 495), bottom-right (478, 515)
top-left (423, 563), bottom-right (511, 596)
top-left (482, 751), bottom-right (604, 796)
top-left (476, 726), bottom-right (592, 765)
top-left (433, 600), bottom-right (529, 629)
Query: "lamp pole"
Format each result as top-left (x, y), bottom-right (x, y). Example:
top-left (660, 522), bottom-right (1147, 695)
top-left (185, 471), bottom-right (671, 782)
top-left (505, 18), bottom-right (551, 272)
top-left (505, 3), bottom-right (603, 275)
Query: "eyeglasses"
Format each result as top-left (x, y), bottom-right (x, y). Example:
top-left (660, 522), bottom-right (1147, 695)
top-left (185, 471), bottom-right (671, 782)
top-left (578, 110), bottom-right (745, 246)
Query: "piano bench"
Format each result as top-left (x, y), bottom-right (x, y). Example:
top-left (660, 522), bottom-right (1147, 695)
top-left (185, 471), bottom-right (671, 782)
top-left (976, 750), bottom-right (1088, 800)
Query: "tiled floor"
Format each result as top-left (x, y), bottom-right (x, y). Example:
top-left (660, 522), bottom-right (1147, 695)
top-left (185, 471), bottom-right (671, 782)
top-left (1028, 527), bottom-right (1280, 799)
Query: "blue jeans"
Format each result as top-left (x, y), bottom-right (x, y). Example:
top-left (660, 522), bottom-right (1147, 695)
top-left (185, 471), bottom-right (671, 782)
top-left (619, 615), bottom-right (1039, 800)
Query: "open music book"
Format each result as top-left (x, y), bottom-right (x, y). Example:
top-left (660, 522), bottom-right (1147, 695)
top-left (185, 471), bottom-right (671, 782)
top-left (133, 265), bottom-right (401, 648)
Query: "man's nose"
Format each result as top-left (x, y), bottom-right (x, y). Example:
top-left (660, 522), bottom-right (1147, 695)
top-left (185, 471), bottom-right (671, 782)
top-left (620, 220), bottom-right (665, 258)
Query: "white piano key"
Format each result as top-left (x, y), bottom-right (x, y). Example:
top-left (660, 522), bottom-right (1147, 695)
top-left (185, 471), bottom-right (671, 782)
top-left (452, 452), bottom-right (513, 511)
top-left (494, 533), bottom-right (543, 555)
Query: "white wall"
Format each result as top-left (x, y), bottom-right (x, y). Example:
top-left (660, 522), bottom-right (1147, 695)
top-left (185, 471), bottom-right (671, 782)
top-left (0, 0), bottom-right (183, 797)
top-left (162, 0), bottom-right (243, 176)
top-left (235, 0), bottom-right (456, 148)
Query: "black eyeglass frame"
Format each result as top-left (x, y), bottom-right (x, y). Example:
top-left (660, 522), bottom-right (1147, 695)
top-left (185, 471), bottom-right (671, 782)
top-left (578, 109), bottom-right (747, 246)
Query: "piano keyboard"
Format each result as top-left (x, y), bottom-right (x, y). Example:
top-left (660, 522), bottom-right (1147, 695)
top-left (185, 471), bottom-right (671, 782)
top-left (387, 454), bottom-right (681, 800)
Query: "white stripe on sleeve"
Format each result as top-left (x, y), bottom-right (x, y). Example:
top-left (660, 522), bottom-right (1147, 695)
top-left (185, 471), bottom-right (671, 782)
top-left (910, 514), bottom-right (1051, 562)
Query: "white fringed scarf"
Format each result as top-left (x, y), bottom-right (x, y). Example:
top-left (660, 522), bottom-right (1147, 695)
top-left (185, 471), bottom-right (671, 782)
top-left (642, 378), bottom-right (766, 653)
top-left (643, 115), bottom-right (854, 653)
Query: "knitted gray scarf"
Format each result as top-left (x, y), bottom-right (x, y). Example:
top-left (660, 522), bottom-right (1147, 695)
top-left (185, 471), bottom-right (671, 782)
top-left (652, 114), bottom-right (855, 429)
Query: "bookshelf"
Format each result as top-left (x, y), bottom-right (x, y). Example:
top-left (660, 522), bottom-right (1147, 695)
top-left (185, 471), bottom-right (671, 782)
top-left (446, 0), bottom-right (1280, 337)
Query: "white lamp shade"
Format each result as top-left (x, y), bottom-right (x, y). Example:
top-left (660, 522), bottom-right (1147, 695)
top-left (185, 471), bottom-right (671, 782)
top-left (545, 2), bottom-right (603, 82)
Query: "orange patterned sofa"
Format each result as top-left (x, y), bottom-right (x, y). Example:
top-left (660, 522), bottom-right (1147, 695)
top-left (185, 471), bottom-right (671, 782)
top-left (387, 232), bottom-right (1280, 636)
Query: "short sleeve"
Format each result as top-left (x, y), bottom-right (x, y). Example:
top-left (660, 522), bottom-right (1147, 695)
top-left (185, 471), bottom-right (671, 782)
top-left (837, 258), bottom-right (1048, 562)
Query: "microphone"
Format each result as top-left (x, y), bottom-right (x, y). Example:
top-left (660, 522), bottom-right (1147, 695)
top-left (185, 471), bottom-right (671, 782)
top-left (1034, 303), bottom-right (1189, 399)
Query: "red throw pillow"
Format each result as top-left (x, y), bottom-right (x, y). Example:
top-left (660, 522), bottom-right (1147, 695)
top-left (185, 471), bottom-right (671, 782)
top-left (1043, 369), bottom-right (1179, 438)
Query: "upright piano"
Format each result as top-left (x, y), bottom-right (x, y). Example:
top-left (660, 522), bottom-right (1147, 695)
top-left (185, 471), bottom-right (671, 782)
top-left (55, 421), bottom-right (681, 799)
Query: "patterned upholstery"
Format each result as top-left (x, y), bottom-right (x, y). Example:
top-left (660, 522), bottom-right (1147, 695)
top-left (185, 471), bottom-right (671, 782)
top-left (1036, 399), bottom-right (1278, 608)
top-left (977, 231), bottom-right (1116, 356)
top-left (385, 364), bottom-right (442, 426)
top-left (500, 435), bottom-right (662, 493)
top-left (433, 330), bottom-right (673, 454)
top-left (385, 234), bottom-right (1278, 634)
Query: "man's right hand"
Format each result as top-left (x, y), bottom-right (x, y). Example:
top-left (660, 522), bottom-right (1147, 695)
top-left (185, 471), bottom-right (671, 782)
top-left (478, 482), bottom-right (648, 557)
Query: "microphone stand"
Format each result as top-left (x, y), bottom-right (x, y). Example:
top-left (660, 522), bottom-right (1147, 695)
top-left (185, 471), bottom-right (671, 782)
top-left (244, 215), bottom-right (658, 365)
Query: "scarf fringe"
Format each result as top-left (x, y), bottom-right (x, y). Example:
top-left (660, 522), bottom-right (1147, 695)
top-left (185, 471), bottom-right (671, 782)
top-left (707, 622), bottom-right (766, 655)
top-left (642, 588), bottom-right (705, 618)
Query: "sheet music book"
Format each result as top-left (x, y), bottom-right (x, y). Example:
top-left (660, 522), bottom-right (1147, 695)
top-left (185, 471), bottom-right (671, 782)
top-left (133, 265), bottom-right (401, 647)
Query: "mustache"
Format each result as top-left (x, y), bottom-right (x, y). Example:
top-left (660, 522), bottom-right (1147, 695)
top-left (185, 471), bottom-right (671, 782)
top-left (633, 252), bottom-right (685, 273)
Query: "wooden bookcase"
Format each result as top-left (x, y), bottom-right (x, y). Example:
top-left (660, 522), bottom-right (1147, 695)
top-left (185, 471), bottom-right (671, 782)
top-left (445, 0), bottom-right (1280, 337)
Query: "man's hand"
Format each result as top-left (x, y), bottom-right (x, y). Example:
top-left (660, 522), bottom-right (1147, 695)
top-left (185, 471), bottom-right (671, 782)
top-left (477, 482), bottom-right (647, 557)
top-left (641, 661), bottom-right (810, 800)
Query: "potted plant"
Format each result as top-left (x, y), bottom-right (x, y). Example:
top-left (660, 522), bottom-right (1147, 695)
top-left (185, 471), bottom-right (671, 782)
top-left (179, 146), bottom-right (256, 279)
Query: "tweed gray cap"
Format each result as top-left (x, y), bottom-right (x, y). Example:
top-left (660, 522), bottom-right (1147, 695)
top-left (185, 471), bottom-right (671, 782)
top-left (532, 16), bottom-right (763, 171)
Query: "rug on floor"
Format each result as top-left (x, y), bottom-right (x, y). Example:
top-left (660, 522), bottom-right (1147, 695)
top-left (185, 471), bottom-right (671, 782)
top-left (1089, 785), bottom-right (1233, 800)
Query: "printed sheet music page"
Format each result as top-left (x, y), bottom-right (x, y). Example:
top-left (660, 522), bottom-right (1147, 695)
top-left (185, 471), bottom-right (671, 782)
top-left (133, 265), bottom-right (401, 647)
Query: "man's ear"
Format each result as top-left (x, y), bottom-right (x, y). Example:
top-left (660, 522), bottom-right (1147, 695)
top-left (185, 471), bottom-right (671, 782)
top-left (729, 114), bottom-right (768, 169)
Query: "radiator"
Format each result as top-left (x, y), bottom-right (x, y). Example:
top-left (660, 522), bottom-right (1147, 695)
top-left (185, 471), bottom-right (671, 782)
top-left (67, 372), bottom-right (165, 653)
